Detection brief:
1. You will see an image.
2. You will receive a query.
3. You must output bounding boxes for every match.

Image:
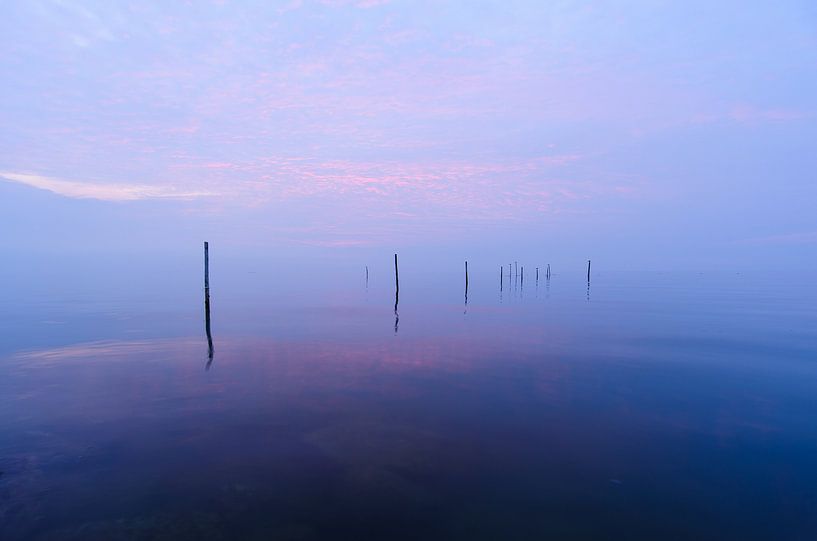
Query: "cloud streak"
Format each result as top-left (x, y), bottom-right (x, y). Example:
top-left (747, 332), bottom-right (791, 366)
top-left (0, 172), bottom-right (215, 202)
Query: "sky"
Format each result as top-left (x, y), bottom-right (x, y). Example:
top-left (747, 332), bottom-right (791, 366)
top-left (1, 0), bottom-right (816, 270)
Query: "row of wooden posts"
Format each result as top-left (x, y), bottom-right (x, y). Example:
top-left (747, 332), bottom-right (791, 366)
top-left (394, 254), bottom-right (591, 292)
top-left (201, 243), bottom-right (592, 362)
top-left (202, 244), bottom-right (590, 349)
top-left (203, 244), bottom-right (591, 291)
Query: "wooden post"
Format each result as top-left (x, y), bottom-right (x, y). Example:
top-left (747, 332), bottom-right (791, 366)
top-left (500, 266), bottom-right (503, 291)
top-left (464, 261), bottom-right (469, 308)
top-left (204, 241), bottom-right (209, 289)
top-left (521, 266), bottom-right (524, 285)
top-left (587, 259), bottom-right (591, 283)
top-left (394, 254), bottom-right (399, 333)
top-left (536, 267), bottom-right (539, 281)
top-left (547, 264), bottom-right (550, 279)
top-left (394, 254), bottom-right (399, 293)
top-left (365, 265), bottom-right (369, 281)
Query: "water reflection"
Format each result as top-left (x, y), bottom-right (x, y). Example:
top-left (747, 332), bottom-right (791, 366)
top-left (1, 272), bottom-right (816, 540)
top-left (4, 318), bottom-right (816, 541)
top-left (204, 287), bottom-right (214, 369)
top-left (394, 289), bottom-right (399, 334)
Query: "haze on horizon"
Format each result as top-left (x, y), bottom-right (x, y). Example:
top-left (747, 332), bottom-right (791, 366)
top-left (1, 1), bottom-right (816, 270)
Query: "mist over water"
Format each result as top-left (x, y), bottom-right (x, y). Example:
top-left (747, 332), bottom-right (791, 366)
top-left (1, 254), bottom-right (816, 540)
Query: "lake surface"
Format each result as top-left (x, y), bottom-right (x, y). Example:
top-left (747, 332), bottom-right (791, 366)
top-left (1, 259), bottom-right (816, 540)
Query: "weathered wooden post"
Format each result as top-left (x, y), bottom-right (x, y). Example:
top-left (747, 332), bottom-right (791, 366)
top-left (587, 259), bottom-right (591, 283)
top-left (204, 241), bottom-right (209, 290)
top-left (464, 261), bottom-right (469, 308)
top-left (394, 254), bottom-right (399, 293)
top-left (394, 254), bottom-right (399, 333)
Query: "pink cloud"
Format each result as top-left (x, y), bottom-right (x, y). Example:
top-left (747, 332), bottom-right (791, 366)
top-left (319, 0), bottom-right (390, 8)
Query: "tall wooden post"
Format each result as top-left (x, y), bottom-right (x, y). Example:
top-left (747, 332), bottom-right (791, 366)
top-left (394, 254), bottom-right (399, 293)
top-left (587, 259), bottom-right (591, 283)
top-left (464, 261), bottom-right (469, 308)
top-left (394, 254), bottom-right (399, 333)
top-left (204, 241), bottom-right (209, 289)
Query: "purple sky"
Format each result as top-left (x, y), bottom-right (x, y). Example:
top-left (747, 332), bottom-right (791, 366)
top-left (1, 1), bottom-right (816, 269)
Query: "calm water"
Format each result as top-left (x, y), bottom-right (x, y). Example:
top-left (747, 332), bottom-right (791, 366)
top-left (1, 259), bottom-right (816, 540)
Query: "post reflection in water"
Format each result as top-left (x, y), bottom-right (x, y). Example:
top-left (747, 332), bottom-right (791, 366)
top-left (204, 287), bottom-right (214, 369)
top-left (393, 287), bottom-right (399, 334)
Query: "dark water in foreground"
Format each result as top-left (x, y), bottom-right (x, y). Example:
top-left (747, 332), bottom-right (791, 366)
top-left (1, 264), bottom-right (816, 540)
